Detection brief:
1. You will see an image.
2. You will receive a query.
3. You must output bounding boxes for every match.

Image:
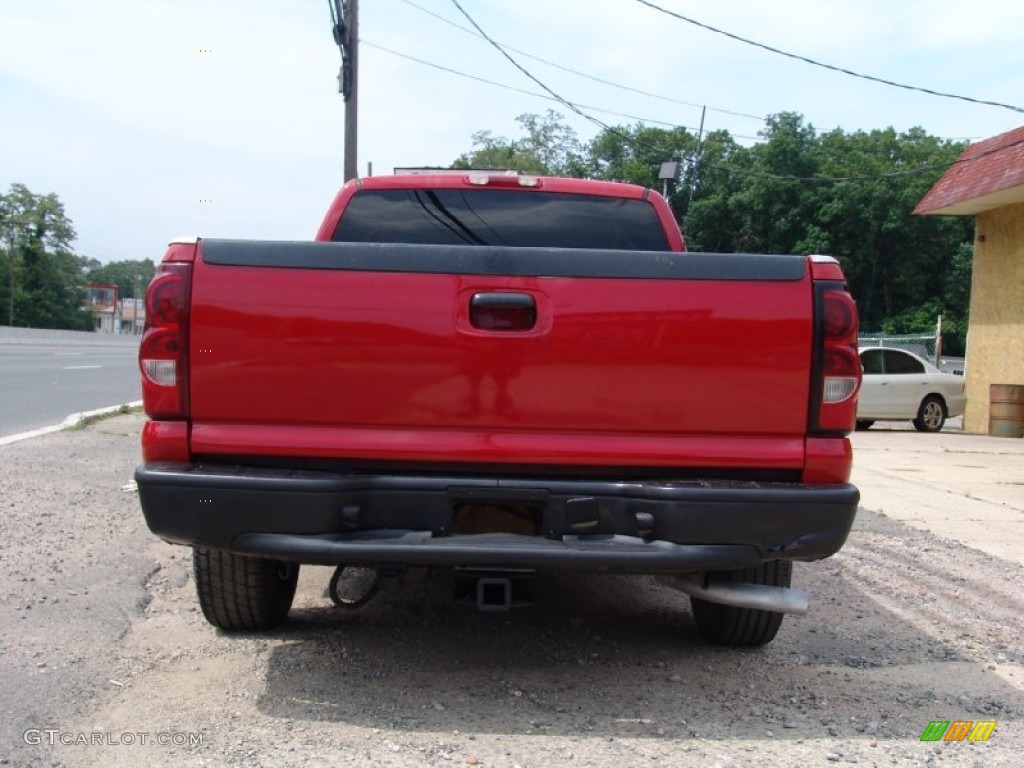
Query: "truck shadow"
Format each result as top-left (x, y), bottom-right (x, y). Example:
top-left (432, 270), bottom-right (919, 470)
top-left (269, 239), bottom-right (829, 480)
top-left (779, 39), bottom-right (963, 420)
top-left (255, 510), bottom-right (1024, 741)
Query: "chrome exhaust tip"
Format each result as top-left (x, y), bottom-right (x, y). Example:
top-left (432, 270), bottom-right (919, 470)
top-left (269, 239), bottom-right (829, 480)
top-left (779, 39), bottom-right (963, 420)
top-left (658, 574), bottom-right (809, 615)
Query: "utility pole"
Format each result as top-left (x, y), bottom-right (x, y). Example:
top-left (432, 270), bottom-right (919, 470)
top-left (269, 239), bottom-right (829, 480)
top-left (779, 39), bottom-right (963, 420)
top-left (682, 105), bottom-right (706, 240)
top-left (331, 0), bottom-right (359, 181)
top-left (3, 210), bottom-right (18, 327)
top-left (6, 224), bottom-right (14, 327)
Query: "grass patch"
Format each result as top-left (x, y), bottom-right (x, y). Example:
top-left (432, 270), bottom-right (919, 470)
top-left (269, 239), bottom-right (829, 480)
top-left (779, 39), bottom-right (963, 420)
top-left (67, 403), bottom-right (143, 431)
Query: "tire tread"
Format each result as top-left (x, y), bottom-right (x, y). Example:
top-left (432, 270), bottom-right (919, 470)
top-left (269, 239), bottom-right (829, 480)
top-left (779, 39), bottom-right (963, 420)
top-left (690, 560), bottom-right (791, 646)
top-left (193, 547), bottom-right (298, 631)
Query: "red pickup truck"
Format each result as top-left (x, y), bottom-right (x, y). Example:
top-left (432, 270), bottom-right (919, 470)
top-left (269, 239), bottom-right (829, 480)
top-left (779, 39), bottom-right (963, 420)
top-left (136, 172), bottom-right (860, 646)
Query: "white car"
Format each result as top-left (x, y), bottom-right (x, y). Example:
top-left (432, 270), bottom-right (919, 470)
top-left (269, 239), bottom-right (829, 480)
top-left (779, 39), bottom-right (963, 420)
top-left (857, 347), bottom-right (966, 432)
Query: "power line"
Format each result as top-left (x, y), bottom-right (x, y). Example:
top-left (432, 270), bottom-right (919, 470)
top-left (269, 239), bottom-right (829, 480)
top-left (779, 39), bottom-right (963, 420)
top-left (326, 0), bottom-right (340, 36)
top-left (634, 0), bottom-right (1024, 114)
top-left (362, 40), bottom-right (762, 139)
top-left (73, 236), bottom-right (128, 264)
top-left (445, 0), bottom-right (702, 162)
top-left (447, 0), bottom-right (712, 174)
top-left (433, 1), bottom-right (1009, 186)
top-left (448, 0), bottom-right (621, 136)
top-left (445, 0), bottom-right (913, 183)
top-left (394, 0), bottom-right (979, 146)
top-left (397, 0), bottom-right (764, 122)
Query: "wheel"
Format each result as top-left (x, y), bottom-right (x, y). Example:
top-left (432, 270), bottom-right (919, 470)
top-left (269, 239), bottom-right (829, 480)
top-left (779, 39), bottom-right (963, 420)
top-left (690, 560), bottom-right (792, 646)
top-left (855, 420), bottom-right (874, 431)
top-left (913, 395), bottom-right (946, 433)
top-left (193, 547), bottom-right (299, 631)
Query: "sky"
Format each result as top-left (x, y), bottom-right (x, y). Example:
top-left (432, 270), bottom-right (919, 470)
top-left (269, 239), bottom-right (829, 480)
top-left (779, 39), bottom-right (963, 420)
top-left (1, 0), bottom-right (1023, 264)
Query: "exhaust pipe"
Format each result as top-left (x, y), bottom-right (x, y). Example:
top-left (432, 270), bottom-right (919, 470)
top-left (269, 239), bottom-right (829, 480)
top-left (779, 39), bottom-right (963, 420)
top-left (658, 574), bottom-right (809, 615)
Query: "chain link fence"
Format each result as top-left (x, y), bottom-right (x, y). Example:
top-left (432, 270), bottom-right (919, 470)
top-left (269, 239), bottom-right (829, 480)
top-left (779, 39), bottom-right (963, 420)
top-left (859, 331), bottom-right (965, 375)
top-left (859, 332), bottom-right (938, 360)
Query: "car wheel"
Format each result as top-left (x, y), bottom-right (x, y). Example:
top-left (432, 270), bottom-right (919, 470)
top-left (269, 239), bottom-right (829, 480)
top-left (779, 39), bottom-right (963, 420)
top-left (855, 420), bottom-right (874, 431)
top-left (913, 395), bottom-right (946, 433)
top-left (690, 560), bottom-right (791, 646)
top-left (193, 547), bottom-right (299, 631)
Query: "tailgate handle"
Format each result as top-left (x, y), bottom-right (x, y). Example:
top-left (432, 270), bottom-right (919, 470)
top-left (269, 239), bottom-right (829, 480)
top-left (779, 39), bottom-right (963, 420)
top-left (469, 292), bottom-right (536, 331)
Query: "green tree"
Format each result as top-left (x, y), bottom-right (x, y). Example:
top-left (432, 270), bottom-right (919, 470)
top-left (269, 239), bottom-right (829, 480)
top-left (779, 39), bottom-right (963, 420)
top-left (0, 183), bottom-right (91, 330)
top-left (84, 258), bottom-right (156, 300)
top-left (681, 130), bottom-right (748, 252)
top-left (452, 110), bottom-right (586, 176)
top-left (733, 112), bottom-right (823, 252)
top-left (678, 115), bottom-right (972, 341)
top-left (589, 122), bottom-right (696, 188)
top-left (807, 126), bottom-right (971, 337)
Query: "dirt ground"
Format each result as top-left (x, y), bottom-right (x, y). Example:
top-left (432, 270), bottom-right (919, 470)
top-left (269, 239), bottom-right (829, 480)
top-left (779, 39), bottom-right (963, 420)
top-left (1, 413), bottom-right (1021, 767)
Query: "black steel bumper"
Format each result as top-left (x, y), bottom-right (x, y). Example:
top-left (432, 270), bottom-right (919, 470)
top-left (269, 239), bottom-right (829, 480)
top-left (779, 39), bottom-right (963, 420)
top-left (135, 462), bottom-right (859, 572)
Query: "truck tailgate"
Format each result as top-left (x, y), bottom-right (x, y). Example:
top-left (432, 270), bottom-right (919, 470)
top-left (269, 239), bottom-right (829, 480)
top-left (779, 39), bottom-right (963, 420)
top-left (188, 240), bottom-right (813, 469)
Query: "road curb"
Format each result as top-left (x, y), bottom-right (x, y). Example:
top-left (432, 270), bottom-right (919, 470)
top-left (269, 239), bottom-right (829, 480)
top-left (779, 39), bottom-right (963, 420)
top-left (0, 326), bottom-right (141, 347)
top-left (0, 401), bottom-right (143, 447)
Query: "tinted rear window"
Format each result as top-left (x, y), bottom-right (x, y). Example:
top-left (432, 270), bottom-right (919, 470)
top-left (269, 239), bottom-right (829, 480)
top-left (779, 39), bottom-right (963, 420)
top-left (884, 350), bottom-right (925, 374)
top-left (860, 349), bottom-right (883, 374)
top-left (332, 189), bottom-right (671, 251)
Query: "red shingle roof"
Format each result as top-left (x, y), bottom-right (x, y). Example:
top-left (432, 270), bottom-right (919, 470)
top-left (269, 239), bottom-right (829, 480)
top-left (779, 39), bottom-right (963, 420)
top-left (914, 125), bottom-right (1024, 216)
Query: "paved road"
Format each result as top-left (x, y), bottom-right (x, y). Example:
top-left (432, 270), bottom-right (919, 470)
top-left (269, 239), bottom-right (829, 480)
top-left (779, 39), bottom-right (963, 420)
top-left (0, 344), bottom-right (140, 437)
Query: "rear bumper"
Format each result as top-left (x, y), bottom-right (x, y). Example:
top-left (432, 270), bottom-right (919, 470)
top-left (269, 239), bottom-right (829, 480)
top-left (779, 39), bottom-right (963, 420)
top-left (136, 462), bottom-right (859, 572)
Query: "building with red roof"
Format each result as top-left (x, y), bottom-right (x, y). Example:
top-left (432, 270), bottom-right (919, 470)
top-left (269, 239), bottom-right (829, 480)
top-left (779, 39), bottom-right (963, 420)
top-left (915, 126), bottom-right (1024, 435)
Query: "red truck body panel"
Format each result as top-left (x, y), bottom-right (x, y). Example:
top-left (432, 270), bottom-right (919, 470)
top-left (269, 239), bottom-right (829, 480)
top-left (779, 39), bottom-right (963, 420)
top-left (187, 260), bottom-right (812, 469)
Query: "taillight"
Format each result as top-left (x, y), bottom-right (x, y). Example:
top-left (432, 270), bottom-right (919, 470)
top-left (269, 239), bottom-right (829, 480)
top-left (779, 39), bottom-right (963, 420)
top-left (811, 281), bottom-right (860, 434)
top-left (139, 262), bottom-right (192, 419)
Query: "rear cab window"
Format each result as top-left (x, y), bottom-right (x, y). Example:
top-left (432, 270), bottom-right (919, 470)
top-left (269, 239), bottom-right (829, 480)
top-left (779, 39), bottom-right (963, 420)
top-left (331, 189), bottom-right (672, 251)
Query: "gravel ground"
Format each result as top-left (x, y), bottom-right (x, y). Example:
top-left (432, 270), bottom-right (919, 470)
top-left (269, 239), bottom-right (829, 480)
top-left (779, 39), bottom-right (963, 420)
top-left (2, 413), bottom-right (1022, 767)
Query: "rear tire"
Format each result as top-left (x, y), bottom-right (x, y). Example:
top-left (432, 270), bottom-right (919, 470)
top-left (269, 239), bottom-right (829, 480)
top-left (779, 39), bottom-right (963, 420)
top-left (193, 547), bottom-right (299, 631)
top-left (855, 420), bottom-right (874, 431)
top-left (913, 395), bottom-right (946, 432)
top-left (690, 560), bottom-right (792, 646)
